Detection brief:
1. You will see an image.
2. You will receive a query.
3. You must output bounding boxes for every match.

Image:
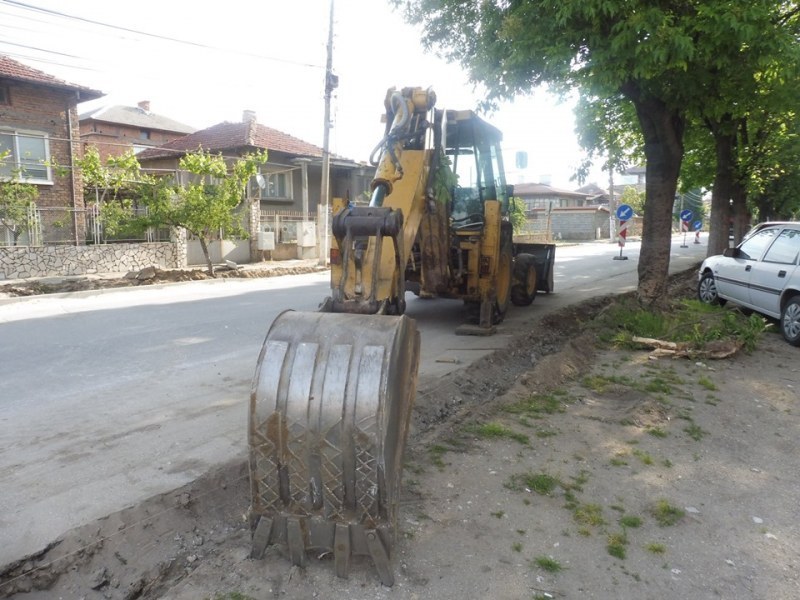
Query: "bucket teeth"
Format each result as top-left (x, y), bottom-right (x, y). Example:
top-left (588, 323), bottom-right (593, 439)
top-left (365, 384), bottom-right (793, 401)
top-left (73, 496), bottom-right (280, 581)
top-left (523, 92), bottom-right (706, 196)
top-left (248, 311), bottom-right (419, 586)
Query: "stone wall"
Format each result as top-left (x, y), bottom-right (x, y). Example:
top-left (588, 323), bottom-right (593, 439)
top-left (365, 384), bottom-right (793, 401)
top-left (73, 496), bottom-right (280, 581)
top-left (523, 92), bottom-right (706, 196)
top-left (0, 243), bottom-right (179, 280)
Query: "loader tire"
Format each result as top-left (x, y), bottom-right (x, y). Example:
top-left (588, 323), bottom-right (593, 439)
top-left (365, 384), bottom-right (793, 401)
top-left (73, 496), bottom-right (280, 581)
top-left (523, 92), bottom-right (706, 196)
top-left (511, 253), bottom-right (537, 306)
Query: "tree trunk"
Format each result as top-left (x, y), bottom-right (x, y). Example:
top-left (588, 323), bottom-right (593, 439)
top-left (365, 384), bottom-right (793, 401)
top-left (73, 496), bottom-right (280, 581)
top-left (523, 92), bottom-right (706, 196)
top-left (199, 237), bottom-right (215, 276)
top-left (730, 178), bottom-right (749, 244)
top-left (624, 85), bottom-right (685, 306)
top-left (707, 124), bottom-right (735, 256)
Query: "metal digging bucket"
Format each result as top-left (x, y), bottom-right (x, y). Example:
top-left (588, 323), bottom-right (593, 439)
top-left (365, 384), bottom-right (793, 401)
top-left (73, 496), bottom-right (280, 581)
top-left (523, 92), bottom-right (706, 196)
top-left (248, 310), bottom-right (420, 586)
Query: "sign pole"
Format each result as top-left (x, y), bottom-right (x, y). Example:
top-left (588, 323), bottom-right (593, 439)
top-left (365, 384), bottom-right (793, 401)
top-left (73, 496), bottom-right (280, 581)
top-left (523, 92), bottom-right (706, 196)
top-left (613, 204), bottom-right (633, 261)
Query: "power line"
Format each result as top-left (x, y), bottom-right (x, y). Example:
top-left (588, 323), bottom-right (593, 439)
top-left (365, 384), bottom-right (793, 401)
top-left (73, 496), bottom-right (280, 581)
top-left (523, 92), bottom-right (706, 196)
top-left (0, 0), bottom-right (325, 71)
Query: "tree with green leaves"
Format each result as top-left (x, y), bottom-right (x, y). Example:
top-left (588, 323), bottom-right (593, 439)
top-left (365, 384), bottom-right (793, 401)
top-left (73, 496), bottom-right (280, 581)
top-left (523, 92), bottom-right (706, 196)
top-left (76, 146), bottom-right (155, 240)
top-left (508, 196), bottom-right (527, 234)
top-left (0, 151), bottom-right (38, 246)
top-left (143, 149), bottom-right (267, 275)
top-left (395, 0), bottom-right (800, 305)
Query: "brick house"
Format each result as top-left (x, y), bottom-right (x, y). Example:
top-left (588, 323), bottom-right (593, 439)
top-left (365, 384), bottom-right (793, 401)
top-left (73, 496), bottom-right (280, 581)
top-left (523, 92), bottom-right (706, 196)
top-left (79, 101), bottom-right (195, 162)
top-left (0, 54), bottom-right (103, 245)
top-left (137, 110), bottom-right (370, 263)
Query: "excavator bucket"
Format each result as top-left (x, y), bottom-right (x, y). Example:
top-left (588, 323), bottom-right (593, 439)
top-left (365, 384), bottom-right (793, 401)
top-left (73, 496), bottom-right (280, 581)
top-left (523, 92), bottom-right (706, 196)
top-left (248, 310), bottom-right (420, 586)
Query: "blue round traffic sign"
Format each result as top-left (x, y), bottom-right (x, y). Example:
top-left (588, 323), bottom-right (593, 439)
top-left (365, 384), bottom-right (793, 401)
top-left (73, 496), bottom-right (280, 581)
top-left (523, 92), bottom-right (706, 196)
top-left (616, 204), bottom-right (633, 220)
top-left (680, 209), bottom-right (693, 222)
top-left (693, 220), bottom-right (702, 231)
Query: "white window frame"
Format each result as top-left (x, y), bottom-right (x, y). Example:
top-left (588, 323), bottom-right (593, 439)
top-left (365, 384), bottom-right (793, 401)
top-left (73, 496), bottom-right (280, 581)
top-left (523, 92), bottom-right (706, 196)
top-left (255, 165), bottom-right (294, 201)
top-left (0, 128), bottom-right (52, 184)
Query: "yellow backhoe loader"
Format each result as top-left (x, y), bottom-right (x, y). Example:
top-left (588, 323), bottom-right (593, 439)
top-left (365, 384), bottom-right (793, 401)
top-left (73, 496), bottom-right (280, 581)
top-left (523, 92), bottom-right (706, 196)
top-left (248, 87), bottom-right (555, 585)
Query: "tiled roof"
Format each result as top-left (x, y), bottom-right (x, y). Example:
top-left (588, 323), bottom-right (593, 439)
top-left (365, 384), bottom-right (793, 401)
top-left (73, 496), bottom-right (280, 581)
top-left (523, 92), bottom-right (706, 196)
top-left (0, 54), bottom-right (103, 101)
top-left (138, 121), bottom-right (326, 161)
top-left (79, 105), bottom-right (195, 134)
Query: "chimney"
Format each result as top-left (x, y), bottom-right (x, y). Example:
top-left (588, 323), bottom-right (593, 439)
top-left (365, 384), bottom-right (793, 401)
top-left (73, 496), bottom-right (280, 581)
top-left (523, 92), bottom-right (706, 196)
top-left (243, 110), bottom-right (257, 124)
top-left (138, 100), bottom-right (151, 112)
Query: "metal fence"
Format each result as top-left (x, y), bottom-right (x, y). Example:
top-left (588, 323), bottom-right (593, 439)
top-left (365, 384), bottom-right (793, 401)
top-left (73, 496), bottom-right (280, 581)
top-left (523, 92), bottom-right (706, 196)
top-left (1, 205), bottom-right (171, 247)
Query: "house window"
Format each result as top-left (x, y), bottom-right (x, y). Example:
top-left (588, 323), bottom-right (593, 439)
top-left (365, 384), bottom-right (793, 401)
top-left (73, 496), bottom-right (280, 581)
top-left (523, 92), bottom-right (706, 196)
top-left (139, 130), bottom-right (151, 140)
top-left (0, 85), bottom-right (8, 105)
top-left (255, 168), bottom-right (293, 200)
top-left (0, 129), bottom-right (51, 182)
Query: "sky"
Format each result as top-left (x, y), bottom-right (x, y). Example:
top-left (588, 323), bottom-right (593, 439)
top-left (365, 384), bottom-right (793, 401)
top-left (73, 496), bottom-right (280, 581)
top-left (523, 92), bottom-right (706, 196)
top-left (0, 0), bottom-right (608, 189)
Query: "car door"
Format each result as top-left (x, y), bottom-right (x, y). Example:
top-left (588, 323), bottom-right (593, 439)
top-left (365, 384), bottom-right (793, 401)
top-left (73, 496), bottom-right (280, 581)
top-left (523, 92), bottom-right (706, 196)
top-left (715, 228), bottom-right (777, 303)
top-left (747, 227), bottom-right (800, 318)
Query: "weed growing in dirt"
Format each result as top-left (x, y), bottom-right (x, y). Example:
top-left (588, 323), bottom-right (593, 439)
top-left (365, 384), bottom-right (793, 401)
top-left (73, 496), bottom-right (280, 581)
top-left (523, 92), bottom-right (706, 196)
top-left (647, 427), bottom-right (668, 438)
top-left (650, 500), bottom-right (685, 526)
top-left (465, 422), bottom-right (529, 445)
top-left (619, 515), bottom-right (643, 528)
top-left (506, 471), bottom-right (561, 495)
top-left (573, 503), bottom-right (605, 527)
top-left (532, 555), bottom-right (563, 573)
top-left (646, 542), bottom-right (667, 554)
top-left (504, 392), bottom-right (566, 417)
top-left (607, 531), bottom-right (629, 559)
top-left (698, 376), bottom-right (717, 391)
top-left (512, 541), bottom-right (523, 552)
top-left (684, 423), bottom-right (708, 441)
top-left (491, 510), bottom-right (505, 519)
top-left (209, 593), bottom-right (256, 600)
top-left (632, 449), bottom-right (654, 465)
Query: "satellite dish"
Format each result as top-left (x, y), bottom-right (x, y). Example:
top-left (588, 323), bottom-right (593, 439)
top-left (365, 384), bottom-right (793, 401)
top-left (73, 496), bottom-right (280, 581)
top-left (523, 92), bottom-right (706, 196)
top-left (255, 173), bottom-right (266, 189)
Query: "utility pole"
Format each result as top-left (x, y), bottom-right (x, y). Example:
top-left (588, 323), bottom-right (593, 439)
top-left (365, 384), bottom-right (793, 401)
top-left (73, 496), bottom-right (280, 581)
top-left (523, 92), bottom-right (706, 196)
top-left (319, 0), bottom-right (336, 267)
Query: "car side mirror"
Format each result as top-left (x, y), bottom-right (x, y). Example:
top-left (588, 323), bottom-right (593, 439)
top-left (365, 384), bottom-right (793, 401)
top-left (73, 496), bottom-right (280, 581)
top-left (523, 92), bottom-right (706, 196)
top-left (723, 247), bottom-right (740, 258)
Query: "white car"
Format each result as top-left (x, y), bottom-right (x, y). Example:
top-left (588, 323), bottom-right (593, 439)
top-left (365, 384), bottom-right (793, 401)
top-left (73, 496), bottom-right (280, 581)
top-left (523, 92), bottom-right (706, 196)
top-left (697, 222), bottom-right (800, 346)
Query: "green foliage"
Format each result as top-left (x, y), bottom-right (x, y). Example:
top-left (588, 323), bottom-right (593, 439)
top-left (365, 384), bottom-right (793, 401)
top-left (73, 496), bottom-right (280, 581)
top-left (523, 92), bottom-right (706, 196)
top-left (619, 186), bottom-right (645, 216)
top-left (143, 149), bottom-right (268, 274)
top-left (506, 471), bottom-right (561, 495)
top-left (532, 555), bottom-right (562, 573)
top-left (650, 500), bottom-right (685, 526)
top-left (0, 153), bottom-right (39, 245)
top-left (508, 196), bottom-right (527, 234)
top-left (465, 421), bottom-right (529, 445)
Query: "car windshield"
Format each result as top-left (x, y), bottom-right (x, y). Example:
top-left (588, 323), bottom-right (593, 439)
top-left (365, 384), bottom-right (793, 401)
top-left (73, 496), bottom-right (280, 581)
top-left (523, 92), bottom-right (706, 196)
top-left (738, 228), bottom-right (779, 260)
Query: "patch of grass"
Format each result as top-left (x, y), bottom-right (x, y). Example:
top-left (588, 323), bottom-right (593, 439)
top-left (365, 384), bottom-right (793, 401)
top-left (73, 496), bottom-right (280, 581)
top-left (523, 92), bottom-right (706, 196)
top-left (684, 423), bottom-right (708, 441)
top-left (582, 374), bottom-right (634, 393)
top-left (574, 503), bottom-right (605, 527)
top-left (210, 594), bottom-right (256, 600)
top-left (429, 444), bottom-right (449, 469)
top-left (516, 529), bottom-right (526, 535)
top-left (607, 531), bottom-right (628, 559)
top-left (465, 421), bottom-right (529, 445)
top-left (532, 555), bottom-right (562, 573)
top-left (609, 457), bottom-right (629, 467)
top-left (662, 458), bottom-right (673, 468)
top-left (619, 515), bottom-right (643, 528)
top-left (490, 510), bottom-right (505, 519)
top-left (698, 376), bottom-right (717, 391)
top-left (647, 427), bottom-right (669, 438)
top-left (632, 449), bottom-right (653, 465)
top-left (512, 541), bottom-right (523, 553)
top-left (504, 393), bottom-right (566, 417)
top-left (644, 377), bottom-right (673, 395)
top-left (646, 542), bottom-right (667, 555)
top-left (650, 500), bottom-right (685, 526)
top-left (506, 471), bottom-right (561, 495)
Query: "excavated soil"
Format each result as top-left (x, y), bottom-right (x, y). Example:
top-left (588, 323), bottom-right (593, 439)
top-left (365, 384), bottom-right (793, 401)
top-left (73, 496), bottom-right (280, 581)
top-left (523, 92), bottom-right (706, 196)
top-left (2, 268), bottom-right (799, 599)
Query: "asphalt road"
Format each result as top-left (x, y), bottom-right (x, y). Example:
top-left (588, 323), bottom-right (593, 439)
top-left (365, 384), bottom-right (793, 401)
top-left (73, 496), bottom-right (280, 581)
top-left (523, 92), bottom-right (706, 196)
top-left (0, 236), bottom-right (708, 567)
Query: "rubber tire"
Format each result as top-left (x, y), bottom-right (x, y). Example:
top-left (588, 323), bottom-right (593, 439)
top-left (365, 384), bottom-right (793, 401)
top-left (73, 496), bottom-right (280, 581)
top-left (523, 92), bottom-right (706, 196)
top-left (511, 253), bottom-right (537, 307)
top-left (697, 271), bottom-right (726, 306)
top-left (780, 296), bottom-right (800, 346)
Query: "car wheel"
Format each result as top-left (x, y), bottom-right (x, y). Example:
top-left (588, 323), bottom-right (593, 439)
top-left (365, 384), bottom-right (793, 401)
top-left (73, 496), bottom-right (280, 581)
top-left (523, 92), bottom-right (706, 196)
top-left (780, 296), bottom-right (800, 346)
top-left (697, 272), bottom-right (726, 306)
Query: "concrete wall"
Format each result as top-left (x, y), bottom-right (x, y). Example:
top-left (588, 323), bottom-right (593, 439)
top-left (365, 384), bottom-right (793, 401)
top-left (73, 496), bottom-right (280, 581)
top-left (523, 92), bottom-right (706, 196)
top-left (0, 243), bottom-right (178, 280)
